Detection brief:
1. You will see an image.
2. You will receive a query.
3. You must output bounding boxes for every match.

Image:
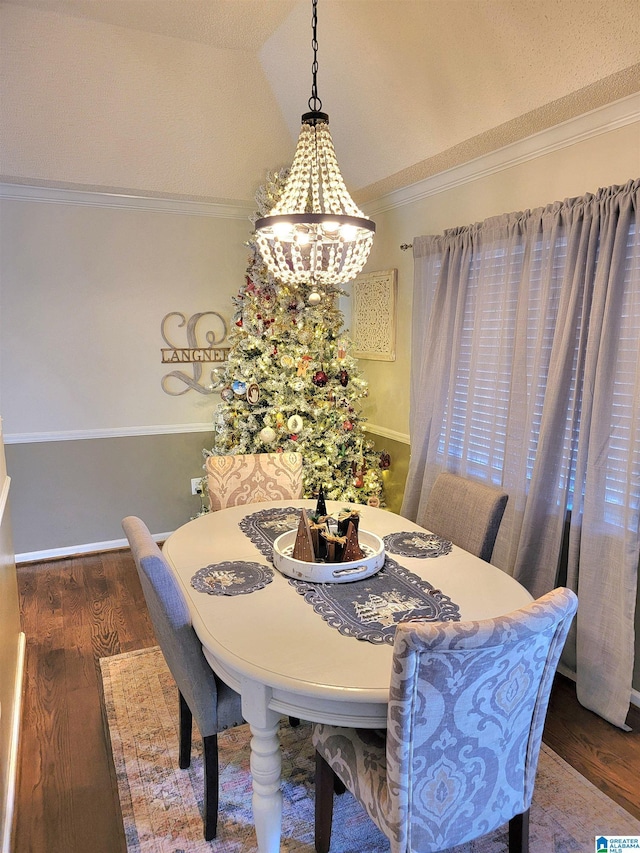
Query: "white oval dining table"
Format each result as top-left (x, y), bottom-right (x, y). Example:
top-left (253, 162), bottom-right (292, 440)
top-left (162, 499), bottom-right (532, 852)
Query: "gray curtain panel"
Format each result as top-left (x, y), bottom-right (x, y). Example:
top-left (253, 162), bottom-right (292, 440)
top-left (402, 178), bottom-right (640, 728)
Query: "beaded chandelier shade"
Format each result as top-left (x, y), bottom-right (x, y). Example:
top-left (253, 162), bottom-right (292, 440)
top-left (255, 0), bottom-right (375, 287)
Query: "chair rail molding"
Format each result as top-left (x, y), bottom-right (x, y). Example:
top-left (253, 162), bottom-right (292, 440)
top-left (4, 423), bottom-right (215, 444)
top-left (364, 424), bottom-right (410, 445)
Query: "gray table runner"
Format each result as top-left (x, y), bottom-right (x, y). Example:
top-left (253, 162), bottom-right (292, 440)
top-left (239, 507), bottom-right (460, 644)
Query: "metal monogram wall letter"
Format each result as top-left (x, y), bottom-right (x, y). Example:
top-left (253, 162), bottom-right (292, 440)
top-left (161, 312), bottom-right (229, 395)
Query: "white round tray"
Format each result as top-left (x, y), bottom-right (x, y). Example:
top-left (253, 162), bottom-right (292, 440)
top-left (272, 529), bottom-right (385, 583)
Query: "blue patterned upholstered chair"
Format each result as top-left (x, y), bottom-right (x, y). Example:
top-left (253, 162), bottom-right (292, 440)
top-left (313, 587), bottom-right (578, 853)
top-left (122, 516), bottom-right (244, 841)
top-left (205, 451), bottom-right (304, 511)
top-left (421, 471), bottom-right (508, 562)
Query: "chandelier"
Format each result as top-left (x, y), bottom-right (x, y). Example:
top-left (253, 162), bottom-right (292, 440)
top-left (254, 0), bottom-right (375, 288)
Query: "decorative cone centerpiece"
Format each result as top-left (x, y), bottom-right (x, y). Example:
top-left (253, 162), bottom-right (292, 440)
top-left (272, 508), bottom-right (385, 584)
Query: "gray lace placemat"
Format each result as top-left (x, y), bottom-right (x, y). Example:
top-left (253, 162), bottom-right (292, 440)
top-left (383, 531), bottom-right (452, 558)
top-left (239, 507), bottom-right (460, 643)
top-left (191, 561), bottom-right (273, 596)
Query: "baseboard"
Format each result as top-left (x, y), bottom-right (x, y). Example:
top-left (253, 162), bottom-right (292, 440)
top-left (558, 661), bottom-right (640, 710)
top-left (16, 532), bottom-right (173, 565)
top-left (1, 631), bottom-right (26, 853)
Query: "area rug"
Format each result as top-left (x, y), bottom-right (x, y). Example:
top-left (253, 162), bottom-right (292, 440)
top-left (100, 647), bottom-right (640, 852)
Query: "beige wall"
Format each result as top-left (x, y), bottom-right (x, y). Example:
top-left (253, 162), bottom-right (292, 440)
top-left (1, 195), bottom-right (250, 434)
top-left (356, 116), bottom-right (640, 441)
top-left (0, 191), bottom-right (250, 556)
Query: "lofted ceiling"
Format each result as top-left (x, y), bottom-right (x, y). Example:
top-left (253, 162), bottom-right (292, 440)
top-left (1, 0), bottom-right (639, 205)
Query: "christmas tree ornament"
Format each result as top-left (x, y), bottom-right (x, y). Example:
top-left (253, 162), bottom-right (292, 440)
top-left (221, 387), bottom-right (234, 402)
top-left (297, 356), bottom-right (312, 376)
top-left (254, 0), bottom-right (375, 287)
top-left (232, 380), bottom-right (247, 396)
top-left (312, 369), bottom-right (329, 387)
top-left (287, 414), bottom-right (304, 433)
top-left (338, 369), bottom-right (349, 387)
top-left (379, 450), bottom-right (391, 469)
top-left (343, 420), bottom-right (354, 431)
top-left (247, 383), bottom-right (261, 405)
top-left (307, 290), bottom-right (322, 306)
top-left (259, 426), bottom-right (277, 443)
top-left (280, 354), bottom-right (295, 369)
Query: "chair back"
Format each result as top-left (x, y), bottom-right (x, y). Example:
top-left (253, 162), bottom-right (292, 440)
top-left (205, 451), bottom-right (303, 511)
top-left (387, 587), bottom-right (578, 852)
top-left (421, 471), bottom-right (508, 560)
top-left (122, 516), bottom-right (221, 736)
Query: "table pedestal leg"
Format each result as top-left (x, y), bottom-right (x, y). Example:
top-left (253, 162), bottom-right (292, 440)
top-left (241, 680), bottom-right (282, 853)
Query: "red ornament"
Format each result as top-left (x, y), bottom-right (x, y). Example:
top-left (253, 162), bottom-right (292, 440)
top-left (338, 369), bottom-right (349, 387)
top-left (379, 451), bottom-right (391, 470)
top-left (312, 370), bottom-right (329, 387)
top-left (290, 434), bottom-right (298, 441)
top-left (235, 318), bottom-right (243, 327)
top-left (343, 420), bottom-right (354, 431)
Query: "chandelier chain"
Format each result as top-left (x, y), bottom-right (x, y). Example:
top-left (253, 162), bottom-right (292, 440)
top-left (308, 0), bottom-right (322, 112)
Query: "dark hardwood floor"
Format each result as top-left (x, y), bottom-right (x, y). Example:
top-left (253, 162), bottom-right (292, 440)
top-left (13, 549), bottom-right (640, 852)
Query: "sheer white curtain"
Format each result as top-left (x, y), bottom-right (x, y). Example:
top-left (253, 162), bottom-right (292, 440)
top-left (401, 179), bottom-right (640, 727)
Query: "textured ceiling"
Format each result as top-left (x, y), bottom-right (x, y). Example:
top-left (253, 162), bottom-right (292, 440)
top-left (1, 0), bottom-right (639, 204)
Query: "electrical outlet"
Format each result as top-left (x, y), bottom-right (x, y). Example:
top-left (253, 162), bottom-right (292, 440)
top-left (191, 477), bottom-right (203, 496)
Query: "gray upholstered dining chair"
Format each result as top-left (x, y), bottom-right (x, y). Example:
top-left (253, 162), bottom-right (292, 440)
top-left (122, 516), bottom-right (245, 841)
top-left (313, 587), bottom-right (578, 853)
top-left (421, 471), bottom-right (508, 561)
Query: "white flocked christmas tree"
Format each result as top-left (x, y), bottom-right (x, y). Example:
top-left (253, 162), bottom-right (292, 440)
top-left (204, 171), bottom-right (388, 506)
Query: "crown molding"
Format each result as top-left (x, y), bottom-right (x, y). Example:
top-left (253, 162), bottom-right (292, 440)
top-left (366, 93), bottom-right (640, 215)
top-left (0, 183), bottom-right (254, 219)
